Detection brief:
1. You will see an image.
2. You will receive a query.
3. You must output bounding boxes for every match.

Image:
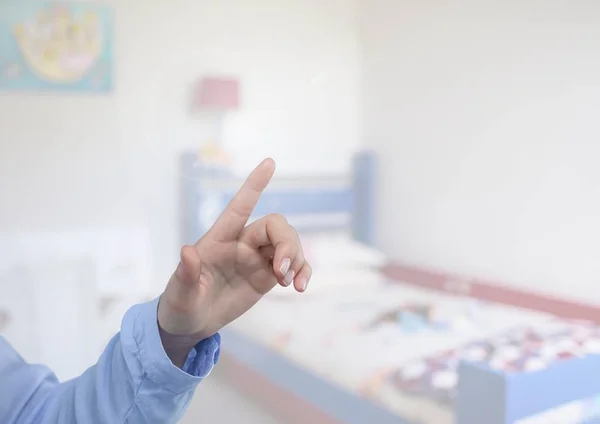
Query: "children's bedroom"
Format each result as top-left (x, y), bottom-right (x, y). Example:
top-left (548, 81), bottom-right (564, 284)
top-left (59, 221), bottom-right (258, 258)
top-left (1, 1), bottom-right (600, 423)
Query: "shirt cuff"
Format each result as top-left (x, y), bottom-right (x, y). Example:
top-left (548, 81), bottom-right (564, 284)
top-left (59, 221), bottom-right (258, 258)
top-left (121, 297), bottom-right (221, 394)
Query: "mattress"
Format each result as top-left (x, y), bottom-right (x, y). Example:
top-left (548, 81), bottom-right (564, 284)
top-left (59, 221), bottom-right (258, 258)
top-left (230, 271), bottom-right (596, 423)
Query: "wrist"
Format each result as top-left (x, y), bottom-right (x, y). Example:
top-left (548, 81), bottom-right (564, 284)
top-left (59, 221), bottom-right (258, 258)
top-left (158, 324), bottom-right (200, 368)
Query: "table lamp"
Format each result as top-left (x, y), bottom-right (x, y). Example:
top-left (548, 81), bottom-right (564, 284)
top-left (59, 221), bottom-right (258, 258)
top-left (193, 76), bottom-right (240, 169)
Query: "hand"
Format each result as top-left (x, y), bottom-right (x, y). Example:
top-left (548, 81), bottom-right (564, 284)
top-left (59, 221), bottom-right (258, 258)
top-left (158, 158), bottom-right (312, 365)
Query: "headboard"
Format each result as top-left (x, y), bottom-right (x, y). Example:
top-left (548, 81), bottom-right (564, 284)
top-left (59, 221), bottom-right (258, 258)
top-left (180, 150), bottom-right (377, 247)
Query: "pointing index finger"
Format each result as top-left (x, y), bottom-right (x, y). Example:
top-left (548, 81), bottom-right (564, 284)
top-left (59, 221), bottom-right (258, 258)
top-left (207, 158), bottom-right (276, 241)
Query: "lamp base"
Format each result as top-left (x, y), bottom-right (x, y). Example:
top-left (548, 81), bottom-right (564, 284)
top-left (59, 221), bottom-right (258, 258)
top-left (197, 140), bottom-right (232, 177)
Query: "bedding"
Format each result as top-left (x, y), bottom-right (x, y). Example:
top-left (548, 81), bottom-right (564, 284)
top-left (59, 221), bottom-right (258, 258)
top-left (231, 277), bottom-right (550, 406)
top-left (231, 265), bottom-right (600, 423)
top-left (392, 318), bottom-right (600, 397)
top-left (375, 318), bottom-right (600, 424)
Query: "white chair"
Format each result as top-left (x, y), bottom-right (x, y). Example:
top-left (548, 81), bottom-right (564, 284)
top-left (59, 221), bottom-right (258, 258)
top-left (24, 256), bottom-right (100, 381)
top-left (0, 263), bottom-right (40, 363)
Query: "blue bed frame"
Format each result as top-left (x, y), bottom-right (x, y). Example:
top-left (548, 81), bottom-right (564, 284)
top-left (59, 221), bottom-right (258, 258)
top-left (181, 149), bottom-right (600, 424)
top-left (180, 150), bottom-right (376, 247)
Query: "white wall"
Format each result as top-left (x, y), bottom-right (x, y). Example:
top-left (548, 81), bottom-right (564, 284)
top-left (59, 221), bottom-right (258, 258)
top-left (361, 1), bottom-right (600, 303)
top-left (0, 0), bottom-right (360, 284)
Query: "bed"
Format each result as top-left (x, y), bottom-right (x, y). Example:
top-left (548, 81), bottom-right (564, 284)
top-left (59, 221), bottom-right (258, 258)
top-left (181, 149), bottom-right (600, 424)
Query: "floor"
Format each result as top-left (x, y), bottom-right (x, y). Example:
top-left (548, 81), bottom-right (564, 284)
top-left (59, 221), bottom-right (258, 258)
top-left (181, 365), bottom-right (281, 424)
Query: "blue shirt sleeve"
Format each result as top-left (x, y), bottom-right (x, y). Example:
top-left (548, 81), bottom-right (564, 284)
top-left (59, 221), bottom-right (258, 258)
top-left (0, 298), bottom-right (221, 424)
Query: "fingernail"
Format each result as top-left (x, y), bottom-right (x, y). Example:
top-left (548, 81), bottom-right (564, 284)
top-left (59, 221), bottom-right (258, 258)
top-left (298, 277), bottom-right (308, 292)
top-left (280, 258), bottom-right (291, 276)
top-left (284, 269), bottom-right (295, 286)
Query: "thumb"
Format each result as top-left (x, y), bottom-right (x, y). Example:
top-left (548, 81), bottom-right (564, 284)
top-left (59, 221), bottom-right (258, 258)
top-left (165, 245), bottom-right (202, 311)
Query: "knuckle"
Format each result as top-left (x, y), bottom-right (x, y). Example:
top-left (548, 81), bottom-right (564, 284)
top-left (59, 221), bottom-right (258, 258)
top-left (268, 213), bottom-right (288, 225)
top-left (292, 258), bottom-right (305, 270)
top-left (279, 243), bottom-right (295, 258)
top-left (294, 248), bottom-right (305, 262)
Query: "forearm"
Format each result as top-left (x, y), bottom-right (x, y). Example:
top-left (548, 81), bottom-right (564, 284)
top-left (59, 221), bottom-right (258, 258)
top-left (38, 334), bottom-right (200, 424)
top-left (1, 299), bottom-right (220, 424)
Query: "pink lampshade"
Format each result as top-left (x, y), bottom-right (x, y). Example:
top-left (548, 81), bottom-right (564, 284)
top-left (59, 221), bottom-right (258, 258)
top-left (195, 77), bottom-right (240, 110)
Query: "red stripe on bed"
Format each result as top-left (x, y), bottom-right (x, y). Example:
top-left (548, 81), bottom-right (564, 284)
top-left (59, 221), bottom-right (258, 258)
top-left (382, 263), bottom-right (600, 322)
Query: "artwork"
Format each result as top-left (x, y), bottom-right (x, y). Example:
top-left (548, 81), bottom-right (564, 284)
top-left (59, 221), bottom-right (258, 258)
top-left (0, 1), bottom-right (113, 92)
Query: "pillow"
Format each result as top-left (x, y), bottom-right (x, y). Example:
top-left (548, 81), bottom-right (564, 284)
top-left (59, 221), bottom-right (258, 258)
top-left (269, 267), bottom-right (385, 298)
top-left (300, 232), bottom-right (387, 270)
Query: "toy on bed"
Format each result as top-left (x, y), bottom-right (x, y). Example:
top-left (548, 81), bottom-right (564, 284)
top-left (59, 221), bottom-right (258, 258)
top-left (312, 292), bottom-right (485, 352)
top-left (365, 299), bottom-right (483, 334)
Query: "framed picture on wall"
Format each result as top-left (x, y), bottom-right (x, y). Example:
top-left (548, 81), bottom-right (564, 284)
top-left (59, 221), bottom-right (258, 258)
top-left (0, 1), bottom-right (114, 93)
